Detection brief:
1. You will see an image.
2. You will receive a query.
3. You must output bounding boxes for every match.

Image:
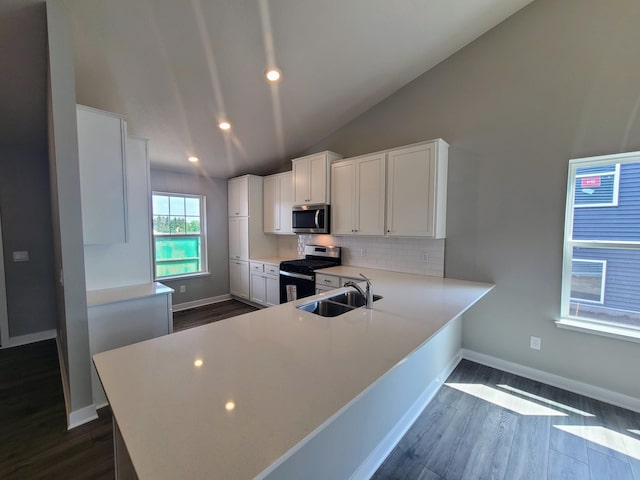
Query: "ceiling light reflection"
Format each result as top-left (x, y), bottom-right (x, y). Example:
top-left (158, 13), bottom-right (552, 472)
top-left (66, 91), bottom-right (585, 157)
top-left (194, 359), bottom-right (203, 367)
top-left (188, 156), bottom-right (199, 163)
top-left (219, 121), bottom-right (231, 131)
top-left (265, 68), bottom-right (281, 82)
top-left (225, 401), bottom-right (235, 412)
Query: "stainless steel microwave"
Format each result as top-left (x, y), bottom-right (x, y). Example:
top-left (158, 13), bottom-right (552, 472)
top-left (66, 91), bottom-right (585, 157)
top-left (292, 204), bottom-right (330, 234)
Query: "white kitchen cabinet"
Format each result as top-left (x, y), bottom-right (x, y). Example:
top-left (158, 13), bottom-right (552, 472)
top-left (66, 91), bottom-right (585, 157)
top-left (263, 172), bottom-right (293, 234)
top-left (229, 260), bottom-right (250, 299)
top-left (77, 105), bottom-right (128, 245)
top-left (386, 139), bottom-right (449, 238)
top-left (292, 151), bottom-right (342, 205)
top-left (87, 283), bottom-right (173, 406)
top-left (228, 216), bottom-right (249, 261)
top-left (331, 153), bottom-right (385, 235)
top-left (250, 261), bottom-right (280, 306)
top-left (228, 176), bottom-right (249, 217)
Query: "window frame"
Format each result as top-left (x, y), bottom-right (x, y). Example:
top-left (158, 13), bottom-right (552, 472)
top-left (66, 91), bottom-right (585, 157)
top-left (151, 191), bottom-right (208, 280)
top-left (559, 151), bottom-right (640, 343)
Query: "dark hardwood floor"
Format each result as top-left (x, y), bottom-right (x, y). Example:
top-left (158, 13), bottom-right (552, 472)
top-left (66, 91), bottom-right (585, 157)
top-left (373, 359), bottom-right (640, 480)
top-left (3, 301), bottom-right (639, 479)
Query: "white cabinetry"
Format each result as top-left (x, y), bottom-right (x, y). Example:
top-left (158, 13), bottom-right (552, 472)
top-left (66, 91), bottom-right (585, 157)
top-left (77, 105), bottom-right (127, 245)
top-left (229, 260), bottom-right (250, 299)
top-left (263, 172), bottom-right (293, 234)
top-left (331, 153), bottom-right (385, 235)
top-left (228, 217), bottom-right (249, 260)
top-left (386, 139), bottom-right (449, 238)
top-left (228, 176), bottom-right (249, 217)
top-left (292, 151), bottom-right (342, 205)
top-left (227, 175), bottom-right (277, 301)
top-left (87, 283), bottom-right (173, 406)
top-left (250, 261), bottom-right (280, 306)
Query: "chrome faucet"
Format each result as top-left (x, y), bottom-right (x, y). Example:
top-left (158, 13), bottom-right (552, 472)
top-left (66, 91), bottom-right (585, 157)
top-left (344, 273), bottom-right (374, 309)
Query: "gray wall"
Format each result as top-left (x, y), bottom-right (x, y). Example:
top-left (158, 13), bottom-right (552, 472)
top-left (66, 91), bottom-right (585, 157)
top-left (150, 169), bottom-right (229, 304)
top-left (309, 0), bottom-right (640, 399)
top-left (0, 144), bottom-right (57, 338)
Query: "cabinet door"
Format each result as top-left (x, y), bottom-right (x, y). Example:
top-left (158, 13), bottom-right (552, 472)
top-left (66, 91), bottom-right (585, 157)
top-left (331, 160), bottom-right (356, 234)
top-left (292, 159), bottom-right (310, 204)
top-left (386, 143), bottom-right (436, 237)
top-left (228, 176), bottom-right (249, 217)
top-left (263, 175), bottom-right (279, 233)
top-left (250, 273), bottom-right (267, 304)
top-left (77, 106), bottom-right (127, 245)
top-left (279, 172), bottom-right (293, 234)
top-left (356, 154), bottom-right (386, 235)
top-left (309, 154), bottom-right (328, 204)
top-left (228, 217), bottom-right (249, 260)
top-left (230, 260), bottom-right (249, 298)
top-left (266, 276), bottom-right (280, 306)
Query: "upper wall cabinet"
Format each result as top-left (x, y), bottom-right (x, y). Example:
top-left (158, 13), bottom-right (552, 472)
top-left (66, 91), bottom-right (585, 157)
top-left (228, 176), bottom-right (249, 217)
top-left (292, 151), bottom-right (342, 205)
top-left (77, 105), bottom-right (127, 245)
top-left (386, 139), bottom-right (449, 238)
top-left (264, 172), bottom-right (293, 234)
top-left (331, 153), bottom-right (386, 235)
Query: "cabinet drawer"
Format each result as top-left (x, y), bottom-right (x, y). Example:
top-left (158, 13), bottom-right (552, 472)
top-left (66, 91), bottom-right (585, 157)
top-left (250, 262), bottom-right (264, 273)
top-left (264, 264), bottom-right (280, 276)
top-left (316, 274), bottom-right (340, 288)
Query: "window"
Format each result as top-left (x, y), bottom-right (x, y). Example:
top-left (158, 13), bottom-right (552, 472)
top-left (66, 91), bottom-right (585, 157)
top-left (560, 152), bottom-right (640, 339)
top-left (152, 192), bottom-right (207, 279)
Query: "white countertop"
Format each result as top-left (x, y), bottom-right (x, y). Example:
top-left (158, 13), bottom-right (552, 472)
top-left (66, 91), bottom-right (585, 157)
top-left (86, 282), bottom-right (174, 307)
top-left (93, 269), bottom-right (493, 479)
top-left (250, 256), bottom-right (291, 265)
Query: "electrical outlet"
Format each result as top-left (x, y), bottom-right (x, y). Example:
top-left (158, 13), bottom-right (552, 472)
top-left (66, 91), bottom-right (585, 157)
top-left (179, 285), bottom-right (186, 293)
top-left (530, 336), bottom-right (541, 350)
top-left (422, 253), bottom-right (430, 263)
top-left (360, 248), bottom-right (367, 257)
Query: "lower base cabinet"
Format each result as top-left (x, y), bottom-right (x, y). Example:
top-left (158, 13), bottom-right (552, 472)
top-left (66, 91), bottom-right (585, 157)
top-left (250, 262), bottom-right (280, 306)
top-left (230, 260), bottom-right (250, 299)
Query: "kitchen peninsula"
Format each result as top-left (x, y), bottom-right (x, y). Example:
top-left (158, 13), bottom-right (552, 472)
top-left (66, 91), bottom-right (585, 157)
top-left (94, 268), bottom-right (493, 479)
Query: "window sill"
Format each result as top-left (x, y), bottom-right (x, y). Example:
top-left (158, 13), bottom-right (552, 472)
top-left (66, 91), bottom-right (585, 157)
top-left (556, 318), bottom-right (640, 344)
top-left (154, 272), bottom-right (211, 282)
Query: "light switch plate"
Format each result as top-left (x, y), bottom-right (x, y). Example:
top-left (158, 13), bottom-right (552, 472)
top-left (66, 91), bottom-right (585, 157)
top-left (13, 251), bottom-right (29, 262)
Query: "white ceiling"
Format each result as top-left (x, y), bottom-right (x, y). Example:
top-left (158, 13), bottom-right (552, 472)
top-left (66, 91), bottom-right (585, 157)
top-left (5, 0), bottom-right (534, 177)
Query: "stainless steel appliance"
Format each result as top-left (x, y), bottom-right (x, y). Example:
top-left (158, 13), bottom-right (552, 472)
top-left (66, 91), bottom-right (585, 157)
top-left (292, 204), bottom-right (330, 234)
top-left (279, 245), bottom-right (341, 303)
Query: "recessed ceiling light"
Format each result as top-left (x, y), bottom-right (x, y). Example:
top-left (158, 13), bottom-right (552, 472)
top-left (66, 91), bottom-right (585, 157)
top-left (188, 156), bottom-right (199, 163)
top-left (265, 67), bottom-right (281, 82)
top-left (219, 121), bottom-right (231, 131)
top-left (225, 401), bottom-right (235, 412)
top-left (194, 359), bottom-right (203, 367)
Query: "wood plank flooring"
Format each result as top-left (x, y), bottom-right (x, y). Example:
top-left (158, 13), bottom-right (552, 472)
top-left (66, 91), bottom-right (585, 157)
top-left (3, 299), bottom-right (639, 479)
top-left (373, 359), bottom-right (640, 480)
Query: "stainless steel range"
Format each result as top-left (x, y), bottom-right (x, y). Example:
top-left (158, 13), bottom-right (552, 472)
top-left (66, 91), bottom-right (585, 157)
top-left (279, 245), bottom-right (341, 303)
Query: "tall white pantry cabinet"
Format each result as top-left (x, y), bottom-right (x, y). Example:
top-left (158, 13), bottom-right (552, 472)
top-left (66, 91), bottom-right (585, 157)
top-left (227, 175), bottom-right (277, 300)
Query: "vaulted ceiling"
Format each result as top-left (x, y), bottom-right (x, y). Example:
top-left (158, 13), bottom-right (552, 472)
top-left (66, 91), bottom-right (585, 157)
top-left (3, 0), bottom-right (535, 177)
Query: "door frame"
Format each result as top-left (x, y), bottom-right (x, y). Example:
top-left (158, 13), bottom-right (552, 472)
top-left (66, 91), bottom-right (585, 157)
top-left (0, 212), bottom-right (9, 347)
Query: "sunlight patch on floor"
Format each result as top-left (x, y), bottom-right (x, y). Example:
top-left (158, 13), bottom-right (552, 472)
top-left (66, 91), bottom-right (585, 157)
top-left (497, 384), bottom-right (595, 417)
top-left (446, 383), bottom-right (567, 416)
top-left (555, 425), bottom-right (640, 460)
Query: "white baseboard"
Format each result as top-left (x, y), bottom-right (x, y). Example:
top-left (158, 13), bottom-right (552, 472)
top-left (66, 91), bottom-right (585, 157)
top-left (172, 294), bottom-right (232, 312)
top-left (351, 351), bottom-right (463, 480)
top-left (68, 404), bottom-right (99, 430)
top-left (461, 349), bottom-right (640, 414)
top-left (0, 328), bottom-right (57, 349)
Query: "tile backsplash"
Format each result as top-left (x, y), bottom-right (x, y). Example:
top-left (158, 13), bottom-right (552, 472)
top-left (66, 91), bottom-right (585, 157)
top-left (289, 234), bottom-right (445, 277)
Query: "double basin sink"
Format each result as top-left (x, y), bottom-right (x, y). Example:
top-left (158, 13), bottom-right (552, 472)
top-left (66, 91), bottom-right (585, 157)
top-left (297, 291), bottom-right (383, 317)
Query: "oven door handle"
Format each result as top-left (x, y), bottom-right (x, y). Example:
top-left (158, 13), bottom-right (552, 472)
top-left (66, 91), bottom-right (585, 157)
top-left (279, 271), bottom-right (314, 281)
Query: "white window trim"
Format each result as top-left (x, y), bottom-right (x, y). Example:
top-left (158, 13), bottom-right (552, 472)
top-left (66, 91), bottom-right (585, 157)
top-left (574, 163), bottom-right (620, 208)
top-left (560, 151), bottom-right (640, 342)
top-left (569, 259), bottom-right (606, 304)
top-left (152, 191), bottom-right (209, 280)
